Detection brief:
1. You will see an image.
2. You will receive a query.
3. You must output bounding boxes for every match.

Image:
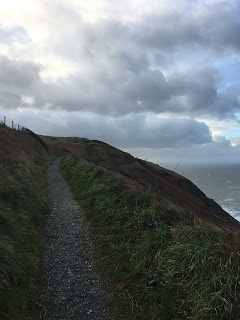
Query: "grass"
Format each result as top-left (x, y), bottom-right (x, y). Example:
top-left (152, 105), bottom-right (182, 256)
top-left (2, 126), bottom-right (240, 319)
top-left (0, 125), bottom-right (53, 320)
top-left (60, 155), bottom-right (240, 320)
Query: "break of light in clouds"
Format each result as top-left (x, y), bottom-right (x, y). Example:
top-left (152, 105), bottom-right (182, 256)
top-left (0, 0), bottom-right (240, 163)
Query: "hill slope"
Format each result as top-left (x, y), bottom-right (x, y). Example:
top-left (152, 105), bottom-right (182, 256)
top-left (0, 125), bottom-right (51, 320)
top-left (43, 135), bottom-right (240, 319)
top-left (42, 135), bottom-right (240, 230)
top-left (1, 128), bottom-right (240, 320)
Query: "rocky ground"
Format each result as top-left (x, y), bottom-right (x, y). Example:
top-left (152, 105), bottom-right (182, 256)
top-left (40, 158), bottom-right (112, 320)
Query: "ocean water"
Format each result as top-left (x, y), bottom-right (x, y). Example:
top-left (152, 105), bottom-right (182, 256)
top-left (162, 163), bottom-right (240, 222)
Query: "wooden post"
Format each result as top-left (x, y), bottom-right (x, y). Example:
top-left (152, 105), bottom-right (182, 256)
top-left (12, 121), bottom-right (14, 129)
top-left (18, 125), bottom-right (20, 130)
top-left (4, 116), bottom-right (6, 126)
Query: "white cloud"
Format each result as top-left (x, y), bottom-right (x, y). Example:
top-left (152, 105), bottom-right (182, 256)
top-left (231, 138), bottom-right (240, 146)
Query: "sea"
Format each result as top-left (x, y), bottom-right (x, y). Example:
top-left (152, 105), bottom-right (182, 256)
top-left (162, 163), bottom-right (240, 222)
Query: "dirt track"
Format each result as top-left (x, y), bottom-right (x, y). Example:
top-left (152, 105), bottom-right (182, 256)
top-left (40, 158), bottom-right (111, 320)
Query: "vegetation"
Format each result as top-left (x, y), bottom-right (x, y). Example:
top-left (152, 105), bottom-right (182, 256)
top-left (60, 155), bottom-right (240, 320)
top-left (0, 125), bottom-right (52, 320)
top-left (1, 126), bottom-right (240, 319)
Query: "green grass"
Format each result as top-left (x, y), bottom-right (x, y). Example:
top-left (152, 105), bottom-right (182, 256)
top-left (0, 125), bottom-right (53, 320)
top-left (60, 155), bottom-right (240, 320)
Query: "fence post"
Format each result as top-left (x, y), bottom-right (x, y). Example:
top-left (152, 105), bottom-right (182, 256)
top-left (12, 121), bottom-right (14, 129)
top-left (4, 116), bottom-right (6, 126)
top-left (18, 125), bottom-right (20, 130)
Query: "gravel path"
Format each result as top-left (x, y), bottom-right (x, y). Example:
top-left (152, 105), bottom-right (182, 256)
top-left (41, 158), bottom-right (111, 320)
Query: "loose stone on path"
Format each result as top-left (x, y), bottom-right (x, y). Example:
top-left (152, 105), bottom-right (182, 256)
top-left (41, 158), bottom-right (111, 320)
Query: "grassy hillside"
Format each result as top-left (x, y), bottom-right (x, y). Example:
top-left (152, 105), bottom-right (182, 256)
top-left (60, 154), bottom-right (240, 320)
top-left (43, 135), bottom-right (240, 230)
top-left (1, 129), bottom-right (240, 319)
top-left (0, 125), bottom-right (52, 320)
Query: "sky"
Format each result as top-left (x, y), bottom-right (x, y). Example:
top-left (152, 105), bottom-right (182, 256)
top-left (0, 0), bottom-right (240, 164)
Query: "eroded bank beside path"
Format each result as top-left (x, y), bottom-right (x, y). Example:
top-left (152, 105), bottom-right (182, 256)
top-left (41, 158), bottom-right (112, 320)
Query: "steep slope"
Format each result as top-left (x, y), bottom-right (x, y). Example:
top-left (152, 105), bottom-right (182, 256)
top-left (59, 155), bottom-right (240, 320)
top-left (0, 125), bottom-right (51, 320)
top-left (42, 136), bottom-right (240, 230)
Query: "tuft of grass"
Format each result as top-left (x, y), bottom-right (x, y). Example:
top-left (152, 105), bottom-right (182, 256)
top-left (0, 125), bottom-right (53, 320)
top-left (60, 155), bottom-right (240, 320)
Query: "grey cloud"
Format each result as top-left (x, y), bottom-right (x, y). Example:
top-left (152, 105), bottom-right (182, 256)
top-left (212, 135), bottom-right (232, 148)
top-left (0, 55), bottom-right (41, 109)
top-left (0, 54), bottom-right (239, 122)
top-left (0, 90), bottom-right (21, 110)
top-left (34, 66), bottom-right (230, 119)
top-left (5, 107), bottom-right (240, 164)
top-left (112, 52), bottom-right (149, 73)
top-left (135, 1), bottom-right (240, 53)
top-left (120, 70), bottom-right (169, 106)
top-left (119, 68), bottom-right (222, 116)
top-left (0, 55), bottom-right (41, 88)
top-left (231, 138), bottom-right (240, 145)
top-left (163, 69), bottom-right (240, 120)
top-left (1, 1), bottom-right (240, 122)
top-left (79, 1), bottom-right (240, 57)
top-left (95, 115), bottom-right (212, 148)
top-left (135, 12), bottom-right (201, 51)
top-left (124, 136), bottom-right (240, 165)
top-left (29, 112), bottom-right (212, 148)
top-left (41, 5), bottom-right (240, 119)
top-left (197, 2), bottom-right (240, 51)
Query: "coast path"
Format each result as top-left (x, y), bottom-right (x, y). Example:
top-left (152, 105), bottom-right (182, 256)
top-left (40, 158), bottom-right (111, 320)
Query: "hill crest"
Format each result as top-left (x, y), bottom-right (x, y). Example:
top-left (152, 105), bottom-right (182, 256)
top-left (42, 135), bottom-right (240, 230)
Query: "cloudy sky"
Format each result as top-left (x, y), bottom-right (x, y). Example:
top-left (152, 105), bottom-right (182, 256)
top-left (0, 0), bottom-right (240, 164)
